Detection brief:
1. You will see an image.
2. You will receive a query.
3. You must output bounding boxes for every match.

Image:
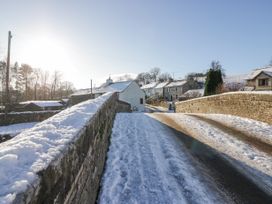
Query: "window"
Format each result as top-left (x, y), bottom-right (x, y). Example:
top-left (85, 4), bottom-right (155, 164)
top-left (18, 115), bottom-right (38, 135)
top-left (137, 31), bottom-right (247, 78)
top-left (258, 79), bottom-right (269, 86)
top-left (140, 98), bottom-right (143, 104)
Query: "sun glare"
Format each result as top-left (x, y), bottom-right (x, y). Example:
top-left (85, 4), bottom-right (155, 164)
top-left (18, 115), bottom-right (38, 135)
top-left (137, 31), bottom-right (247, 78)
top-left (17, 33), bottom-right (73, 72)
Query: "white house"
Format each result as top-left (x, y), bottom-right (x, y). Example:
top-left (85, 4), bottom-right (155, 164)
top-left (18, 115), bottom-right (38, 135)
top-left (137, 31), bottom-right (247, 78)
top-left (141, 82), bottom-right (158, 97)
top-left (71, 77), bottom-right (145, 111)
top-left (154, 81), bottom-right (170, 98)
top-left (245, 66), bottom-right (272, 91)
top-left (94, 78), bottom-right (146, 111)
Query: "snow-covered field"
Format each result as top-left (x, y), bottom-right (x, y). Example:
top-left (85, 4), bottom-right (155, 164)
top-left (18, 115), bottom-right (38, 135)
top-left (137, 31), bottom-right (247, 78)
top-left (99, 113), bottom-right (232, 204)
top-left (151, 113), bottom-right (272, 196)
top-left (0, 92), bottom-right (112, 204)
top-left (0, 122), bottom-right (38, 138)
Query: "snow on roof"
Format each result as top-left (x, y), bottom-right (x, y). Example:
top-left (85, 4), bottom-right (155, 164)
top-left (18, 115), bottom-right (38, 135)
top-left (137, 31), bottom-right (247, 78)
top-left (155, 81), bottom-right (170, 89)
top-left (19, 101), bottom-right (63, 107)
top-left (0, 92), bottom-right (113, 203)
top-left (183, 89), bottom-right (204, 97)
top-left (246, 66), bottom-right (272, 80)
top-left (0, 122), bottom-right (38, 138)
top-left (165, 80), bottom-right (187, 87)
top-left (141, 82), bottom-right (158, 89)
top-left (71, 81), bottom-right (133, 96)
top-left (105, 80), bottom-right (133, 92)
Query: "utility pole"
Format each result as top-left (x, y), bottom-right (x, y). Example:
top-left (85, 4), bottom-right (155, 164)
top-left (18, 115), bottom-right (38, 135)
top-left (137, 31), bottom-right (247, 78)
top-left (5, 31), bottom-right (12, 114)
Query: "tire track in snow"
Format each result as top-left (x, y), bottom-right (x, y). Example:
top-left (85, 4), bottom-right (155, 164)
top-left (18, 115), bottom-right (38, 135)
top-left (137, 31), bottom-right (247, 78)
top-left (98, 113), bottom-right (231, 204)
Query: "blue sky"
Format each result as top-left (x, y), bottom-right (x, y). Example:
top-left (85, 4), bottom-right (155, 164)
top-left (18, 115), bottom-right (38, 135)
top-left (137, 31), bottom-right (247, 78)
top-left (0, 0), bottom-right (272, 88)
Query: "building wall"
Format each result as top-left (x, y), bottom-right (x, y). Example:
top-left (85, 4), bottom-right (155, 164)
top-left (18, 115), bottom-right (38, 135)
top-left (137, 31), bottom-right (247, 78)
top-left (119, 81), bottom-right (145, 111)
top-left (70, 93), bottom-right (94, 106)
top-left (176, 92), bottom-right (272, 125)
top-left (154, 87), bottom-right (164, 97)
top-left (246, 73), bottom-right (272, 91)
top-left (142, 87), bottom-right (155, 97)
top-left (255, 73), bottom-right (272, 90)
top-left (164, 84), bottom-right (189, 101)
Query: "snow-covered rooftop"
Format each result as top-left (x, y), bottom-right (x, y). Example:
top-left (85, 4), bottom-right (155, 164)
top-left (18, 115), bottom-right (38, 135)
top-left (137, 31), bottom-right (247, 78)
top-left (246, 66), bottom-right (272, 80)
top-left (155, 81), bottom-right (169, 89)
top-left (0, 122), bottom-right (38, 138)
top-left (165, 80), bottom-right (187, 87)
top-left (0, 92), bottom-right (113, 203)
top-left (106, 81), bottom-right (133, 92)
top-left (19, 101), bottom-right (63, 107)
top-left (71, 81), bottom-right (133, 96)
top-left (141, 82), bottom-right (158, 89)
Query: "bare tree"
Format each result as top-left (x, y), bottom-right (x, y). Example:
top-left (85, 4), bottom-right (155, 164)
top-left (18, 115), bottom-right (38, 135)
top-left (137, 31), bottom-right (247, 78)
top-left (40, 70), bottom-right (49, 100)
top-left (150, 67), bottom-right (161, 82)
top-left (158, 72), bottom-right (173, 82)
top-left (19, 64), bottom-right (33, 100)
top-left (50, 70), bottom-right (61, 99)
top-left (32, 68), bottom-right (41, 100)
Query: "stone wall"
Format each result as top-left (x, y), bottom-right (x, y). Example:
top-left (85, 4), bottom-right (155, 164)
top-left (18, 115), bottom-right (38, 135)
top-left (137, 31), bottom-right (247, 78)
top-left (69, 93), bottom-right (95, 106)
top-left (176, 92), bottom-right (272, 125)
top-left (13, 93), bottom-right (130, 204)
top-left (0, 111), bottom-right (60, 126)
top-left (117, 100), bottom-right (132, 112)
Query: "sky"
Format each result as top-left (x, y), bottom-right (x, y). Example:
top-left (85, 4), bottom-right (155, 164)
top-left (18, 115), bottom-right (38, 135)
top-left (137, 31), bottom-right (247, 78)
top-left (0, 0), bottom-right (272, 89)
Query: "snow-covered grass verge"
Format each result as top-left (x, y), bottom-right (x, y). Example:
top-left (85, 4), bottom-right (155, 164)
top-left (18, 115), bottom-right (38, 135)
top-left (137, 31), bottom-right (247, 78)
top-left (0, 92), bottom-right (113, 204)
top-left (154, 113), bottom-right (272, 195)
top-left (0, 122), bottom-right (38, 138)
top-left (188, 113), bottom-right (272, 146)
top-left (145, 104), bottom-right (169, 112)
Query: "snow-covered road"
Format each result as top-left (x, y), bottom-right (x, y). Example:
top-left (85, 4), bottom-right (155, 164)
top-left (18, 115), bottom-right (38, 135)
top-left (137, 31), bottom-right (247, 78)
top-left (99, 113), bottom-right (272, 204)
top-left (99, 113), bottom-right (233, 204)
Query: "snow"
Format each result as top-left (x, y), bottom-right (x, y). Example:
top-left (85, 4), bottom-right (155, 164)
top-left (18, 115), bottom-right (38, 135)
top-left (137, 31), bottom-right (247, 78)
top-left (165, 80), bottom-right (187, 87)
top-left (0, 110), bottom-right (59, 116)
top-left (191, 114), bottom-right (272, 146)
top-left (183, 89), bottom-right (204, 97)
top-left (0, 122), bottom-right (38, 137)
top-left (72, 81), bottom-right (133, 96)
top-left (145, 104), bottom-right (169, 113)
top-left (106, 81), bottom-right (132, 92)
top-left (246, 66), bottom-right (272, 80)
top-left (153, 113), bottom-right (272, 195)
top-left (99, 113), bottom-right (231, 204)
top-left (20, 100), bottom-right (63, 107)
top-left (141, 82), bottom-right (158, 89)
top-left (155, 81), bottom-right (169, 89)
top-left (0, 92), bottom-right (113, 203)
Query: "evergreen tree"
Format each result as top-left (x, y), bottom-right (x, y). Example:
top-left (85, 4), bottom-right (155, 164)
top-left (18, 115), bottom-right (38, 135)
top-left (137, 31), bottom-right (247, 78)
top-left (204, 61), bottom-right (223, 96)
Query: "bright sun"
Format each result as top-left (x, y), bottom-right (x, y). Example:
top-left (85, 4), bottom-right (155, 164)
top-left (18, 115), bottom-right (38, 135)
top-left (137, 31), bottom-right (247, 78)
top-left (17, 33), bottom-right (73, 72)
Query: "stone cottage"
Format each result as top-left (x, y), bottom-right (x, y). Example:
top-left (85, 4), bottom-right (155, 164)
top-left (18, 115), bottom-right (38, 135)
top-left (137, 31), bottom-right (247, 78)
top-left (164, 80), bottom-right (189, 101)
top-left (246, 66), bottom-right (272, 91)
